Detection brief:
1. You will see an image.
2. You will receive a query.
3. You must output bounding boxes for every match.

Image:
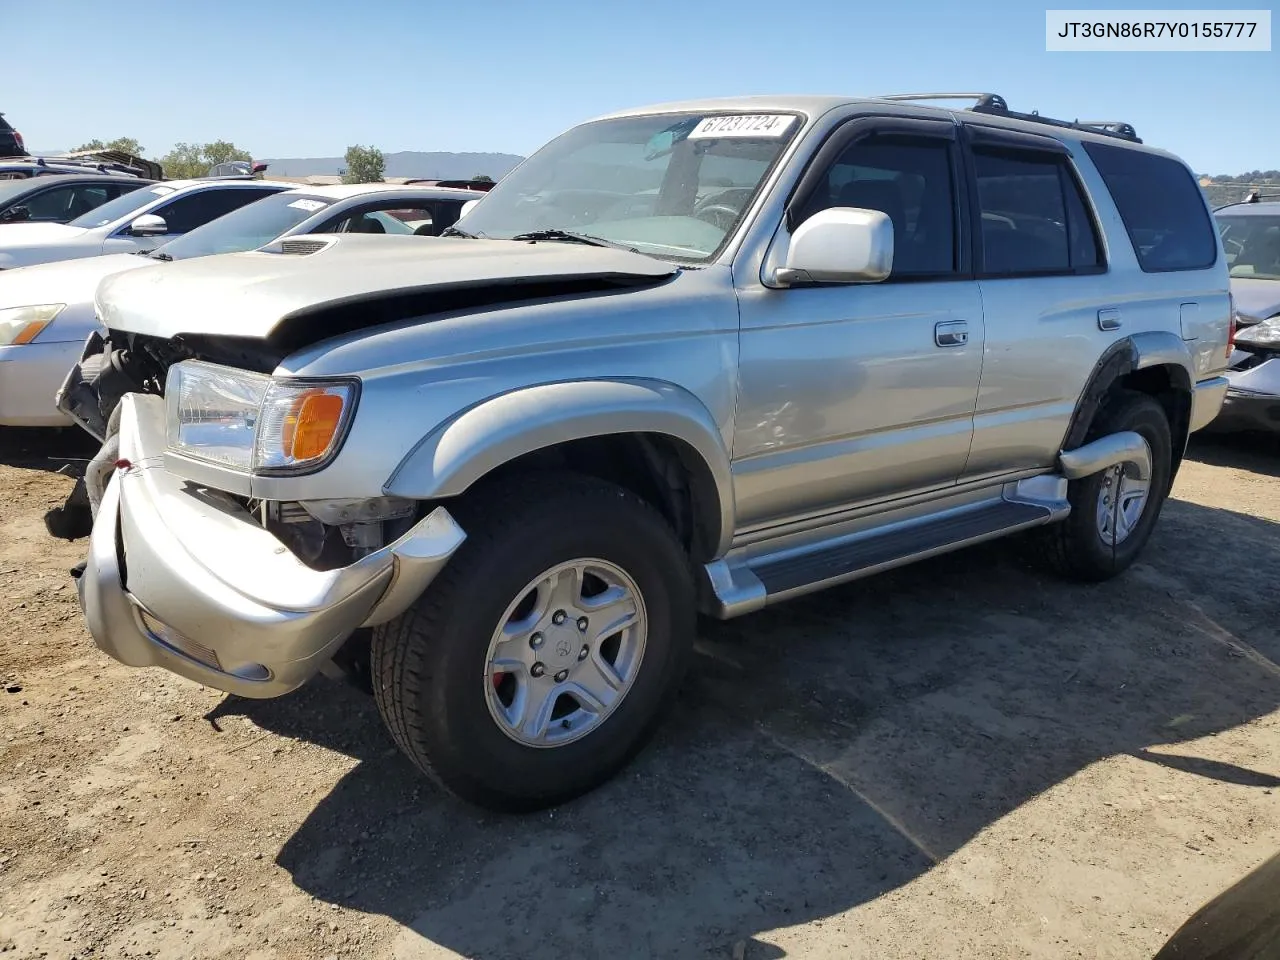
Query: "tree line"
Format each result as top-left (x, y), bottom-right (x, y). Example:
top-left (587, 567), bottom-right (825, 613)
top-left (71, 137), bottom-right (496, 184)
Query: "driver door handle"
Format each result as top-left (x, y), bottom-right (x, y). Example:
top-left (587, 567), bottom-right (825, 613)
top-left (935, 320), bottom-right (969, 348)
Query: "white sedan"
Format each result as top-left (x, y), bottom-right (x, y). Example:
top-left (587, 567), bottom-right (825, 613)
top-left (0, 178), bottom-right (287, 270)
top-left (0, 183), bottom-right (479, 426)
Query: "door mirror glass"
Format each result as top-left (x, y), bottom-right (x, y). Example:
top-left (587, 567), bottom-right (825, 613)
top-left (775, 207), bottom-right (894, 285)
top-left (128, 213), bottom-right (169, 237)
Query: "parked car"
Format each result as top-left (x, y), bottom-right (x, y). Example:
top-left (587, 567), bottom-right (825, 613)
top-left (70, 93), bottom-right (1230, 811)
top-left (0, 177), bottom-right (287, 270)
top-left (0, 153), bottom-right (162, 182)
top-left (0, 182), bottom-right (480, 430)
top-left (1209, 198), bottom-right (1280, 433)
top-left (0, 174), bottom-right (155, 229)
top-left (0, 113), bottom-right (25, 157)
top-left (1153, 851), bottom-right (1280, 959)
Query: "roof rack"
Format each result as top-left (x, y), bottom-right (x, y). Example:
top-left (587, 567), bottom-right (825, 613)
top-left (1215, 190), bottom-right (1280, 210)
top-left (876, 92), bottom-right (1142, 143)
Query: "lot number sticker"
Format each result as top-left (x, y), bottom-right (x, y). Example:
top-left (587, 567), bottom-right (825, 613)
top-left (288, 199), bottom-right (328, 212)
top-left (688, 114), bottom-right (797, 139)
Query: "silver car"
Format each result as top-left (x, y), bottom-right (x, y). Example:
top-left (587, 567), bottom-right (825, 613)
top-left (71, 93), bottom-right (1231, 810)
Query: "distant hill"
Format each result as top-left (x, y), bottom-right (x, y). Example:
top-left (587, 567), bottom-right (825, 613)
top-left (260, 150), bottom-right (524, 180)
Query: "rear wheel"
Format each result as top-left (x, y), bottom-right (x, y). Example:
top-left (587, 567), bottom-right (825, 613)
top-left (371, 472), bottom-right (695, 811)
top-left (1039, 390), bottom-right (1173, 582)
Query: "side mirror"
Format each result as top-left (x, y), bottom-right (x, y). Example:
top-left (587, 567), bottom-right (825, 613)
top-left (1, 205), bottom-right (31, 223)
top-left (774, 207), bottom-right (893, 286)
top-left (460, 198), bottom-right (481, 218)
top-left (128, 213), bottom-right (169, 237)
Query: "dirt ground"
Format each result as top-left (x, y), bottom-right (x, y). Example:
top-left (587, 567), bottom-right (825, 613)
top-left (1, 426), bottom-right (1278, 960)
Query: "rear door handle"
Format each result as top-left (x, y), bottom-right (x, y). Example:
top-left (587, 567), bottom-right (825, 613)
top-left (935, 320), bottom-right (969, 348)
top-left (1098, 308), bottom-right (1122, 331)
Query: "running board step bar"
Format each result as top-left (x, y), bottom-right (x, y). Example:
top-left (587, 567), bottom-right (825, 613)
top-left (702, 486), bottom-right (1069, 618)
top-left (754, 499), bottom-right (1051, 596)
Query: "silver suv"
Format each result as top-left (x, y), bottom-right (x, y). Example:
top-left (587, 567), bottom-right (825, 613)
top-left (73, 93), bottom-right (1231, 811)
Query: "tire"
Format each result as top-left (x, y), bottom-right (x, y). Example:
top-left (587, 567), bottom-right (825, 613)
top-left (1038, 390), bottom-right (1173, 582)
top-left (371, 471), bottom-right (696, 811)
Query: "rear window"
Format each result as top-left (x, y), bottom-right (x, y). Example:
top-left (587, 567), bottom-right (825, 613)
top-left (1083, 142), bottom-right (1217, 273)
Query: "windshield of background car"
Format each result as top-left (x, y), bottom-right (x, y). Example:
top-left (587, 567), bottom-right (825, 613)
top-left (0, 180), bottom-right (38, 203)
top-left (1217, 214), bottom-right (1280, 280)
top-left (67, 185), bottom-right (174, 229)
top-left (455, 111), bottom-right (803, 261)
top-left (156, 193), bottom-right (334, 259)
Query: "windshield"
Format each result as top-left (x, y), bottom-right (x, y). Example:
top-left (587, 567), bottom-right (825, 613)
top-left (156, 192), bottom-right (334, 259)
top-left (68, 185), bottom-right (174, 229)
top-left (455, 111), bottom-right (803, 261)
top-left (1217, 214), bottom-right (1280, 280)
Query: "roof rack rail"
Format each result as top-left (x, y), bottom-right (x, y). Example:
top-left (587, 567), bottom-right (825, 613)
top-left (875, 91), bottom-right (1142, 144)
top-left (1215, 190), bottom-right (1280, 209)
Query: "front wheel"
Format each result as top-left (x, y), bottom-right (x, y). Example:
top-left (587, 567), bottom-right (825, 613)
top-left (1038, 390), bottom-right (1173, 582)
top-left (371, 472), bottom-right (695, 811)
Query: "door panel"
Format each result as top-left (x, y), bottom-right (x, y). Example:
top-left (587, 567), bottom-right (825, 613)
top-left (732, 124), bottom-right (983, 531)
top-left (734, 282), bottom-right (985, 528)
top-left (960, 126), bottom-right (1154, 477)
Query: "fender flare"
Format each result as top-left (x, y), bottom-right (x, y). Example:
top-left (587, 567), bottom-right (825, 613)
top-left (1061, 331), bottom-right (1194, 454)
top-left (384, 378), bottom-right (736, 557)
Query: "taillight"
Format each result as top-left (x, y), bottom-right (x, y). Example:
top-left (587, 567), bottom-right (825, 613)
top-left (13, 130), bottom-right (23, 151)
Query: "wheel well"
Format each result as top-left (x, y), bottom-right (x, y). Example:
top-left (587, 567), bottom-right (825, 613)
top-left (1117, 365), bottom-right (1192, 478)
top-left (478, 433), bottom-right (722, 562)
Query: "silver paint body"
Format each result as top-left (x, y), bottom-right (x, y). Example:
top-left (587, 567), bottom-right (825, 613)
top-left (78, 96), bottom-right (1232, 697)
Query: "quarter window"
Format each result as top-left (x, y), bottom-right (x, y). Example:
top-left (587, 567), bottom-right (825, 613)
top-left (797, 137), bottom-right (958, 278)
top-left (1084, 142), bottom-right (1217, 272)
top-left (972, 150), bottom-right (1102, 276)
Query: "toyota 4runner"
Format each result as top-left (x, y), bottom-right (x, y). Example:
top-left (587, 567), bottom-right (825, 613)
top-left (68, 93), bottom-right (1231, 810)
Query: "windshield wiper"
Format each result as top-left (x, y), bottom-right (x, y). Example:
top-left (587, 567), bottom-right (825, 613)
top-left (441, 225), bottom-right (479, 238)
top-left (508, 229), bottom-right (639, 253)
top-left (149, 251), bottom-right (173, 261)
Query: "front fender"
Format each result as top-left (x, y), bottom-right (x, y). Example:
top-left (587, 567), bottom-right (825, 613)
top-left (384, 378), bottom-right (736, 557)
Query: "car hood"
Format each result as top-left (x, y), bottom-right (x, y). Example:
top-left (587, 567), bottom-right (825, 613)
top-left (0, 253), bottom-right (151, 307)
top-left (1231, 277), bottom-right (1280, 324)
top-left (0, 222), bottom-right (89, 250)
top-left (96, 235), bottom-right (678, 341)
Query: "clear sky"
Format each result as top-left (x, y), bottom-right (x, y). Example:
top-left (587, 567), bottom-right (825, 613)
top-left (4, 0), bottom-right (1276, 174)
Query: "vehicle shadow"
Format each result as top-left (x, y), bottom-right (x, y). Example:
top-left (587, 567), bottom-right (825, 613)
top-left (0, 425), bottom-right (97, 477)
top-left (216, 495), bottom-right (1280, 960)
top-left (1185, 431), bottom-right (1280, 478)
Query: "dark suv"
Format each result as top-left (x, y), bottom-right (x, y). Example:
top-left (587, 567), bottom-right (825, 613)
top-left (0, 113), bottom-right (26, 158)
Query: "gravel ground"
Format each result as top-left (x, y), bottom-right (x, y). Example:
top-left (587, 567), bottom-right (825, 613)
top-left (1, 426), bottom-right (1278, 960)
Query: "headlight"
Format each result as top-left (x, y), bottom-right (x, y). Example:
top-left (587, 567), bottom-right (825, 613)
top-left (1236, 316), bottom-right (1280, 348)
top-left (0, 304), bottom-right (65, 346)
top-left (166, 360), bottom-right (358, 475)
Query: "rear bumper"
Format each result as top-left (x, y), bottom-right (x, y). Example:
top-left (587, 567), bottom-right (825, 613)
top-left (1188, 376), bottom-right (1230, 433)
top-left (0, 340), bottom-right (78, 426)
top-left (78, 393), bottom-right (466, 698)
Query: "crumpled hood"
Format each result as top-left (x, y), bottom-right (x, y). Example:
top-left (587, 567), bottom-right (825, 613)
top-left (97, 235), bottom-right (678, 340)
top-left (1231, 277), bottom-right (1280, 324)
top-left (0, 253), bottom-right (152, 308)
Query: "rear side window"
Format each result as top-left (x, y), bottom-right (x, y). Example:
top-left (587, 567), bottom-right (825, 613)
top-left (973, 150), bottom-right (1102, 276)
top-left (1084, 142), bottom-right (1216, 272)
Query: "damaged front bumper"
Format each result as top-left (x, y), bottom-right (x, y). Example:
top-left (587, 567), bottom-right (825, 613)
top-left (77, 393), bottom-right (465, 698)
